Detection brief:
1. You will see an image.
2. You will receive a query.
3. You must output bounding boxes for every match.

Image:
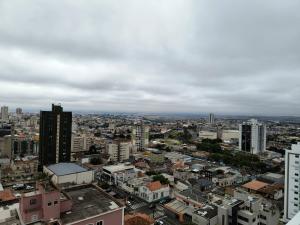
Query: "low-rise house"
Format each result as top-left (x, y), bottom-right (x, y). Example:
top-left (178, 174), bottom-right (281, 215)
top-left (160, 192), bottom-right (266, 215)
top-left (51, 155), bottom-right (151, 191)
top-left (1, 157), bottom-right (38, 181)
top-left (165, 152), bottom-right (192, 163)
top-left (102, 163), bottom-right (138, 185)
top-left (188, 178), bottom-right (215, 191)
top-left (242, 180), bottom-right (284, 200)
top-left (139, 181), bottom-right (170, 203)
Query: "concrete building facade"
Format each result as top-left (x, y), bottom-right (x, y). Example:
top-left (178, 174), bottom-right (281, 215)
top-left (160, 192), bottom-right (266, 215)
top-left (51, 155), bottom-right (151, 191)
top-left (131, 122), bottom-right (149, 151)
top-left (107, 141), bottom-right (130, 162)
top-left (239, 119), bottom-right (266, 154)
top-left (284, 142), bottom-right (300, 222)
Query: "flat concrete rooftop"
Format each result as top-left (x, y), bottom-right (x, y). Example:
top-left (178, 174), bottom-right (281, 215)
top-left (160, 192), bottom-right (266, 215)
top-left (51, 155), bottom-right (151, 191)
top-left (61, 185), bottom-right (122, 224)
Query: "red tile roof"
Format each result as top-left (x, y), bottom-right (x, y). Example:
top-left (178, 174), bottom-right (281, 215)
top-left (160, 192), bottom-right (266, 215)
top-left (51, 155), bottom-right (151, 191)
top-left (0, 189), bottom-right (16, 202)
top-left (147, 181), bottom-right (165, 192)
top-left (242, 180), bottom-right (269, 191)
top-left (125, 213), bottom-right (154, 225)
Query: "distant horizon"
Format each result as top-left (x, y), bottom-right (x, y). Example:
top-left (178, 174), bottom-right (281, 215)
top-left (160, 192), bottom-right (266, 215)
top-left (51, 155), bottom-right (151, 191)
top-left (3, 105), bottom-right (300, 119)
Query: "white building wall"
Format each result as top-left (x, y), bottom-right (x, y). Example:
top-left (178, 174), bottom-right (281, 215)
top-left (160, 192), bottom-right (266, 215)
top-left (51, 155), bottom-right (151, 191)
top-left (76, 171), bottom-right (94, 184)
top-left (284, 143), bottom-right (300, 222)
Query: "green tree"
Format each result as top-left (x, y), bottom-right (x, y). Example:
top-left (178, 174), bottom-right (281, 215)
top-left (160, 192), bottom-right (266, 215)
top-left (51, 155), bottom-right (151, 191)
top-left (152, 174), bottom-right (170, 185)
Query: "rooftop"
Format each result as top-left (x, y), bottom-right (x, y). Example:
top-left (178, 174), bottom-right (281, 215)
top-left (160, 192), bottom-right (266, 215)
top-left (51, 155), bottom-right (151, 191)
top-left (103, 163), bottom-right (135, 173)
top-left (61, 185), bottom-right (122, 224)
top-left (146, 181), bottom-right (167, 192)
top-left (242, 180), bottom-right (269, 191)
top-left (47, 163), bottom-right (87, 176)
top-left (179, 188), bottom-right (207, 204)
top-left (194, 204), bottom-right (218, 219)
top-left (165, 199), bottom-right (190, 214)
top-left (0, 189), bottom-right (16, 202)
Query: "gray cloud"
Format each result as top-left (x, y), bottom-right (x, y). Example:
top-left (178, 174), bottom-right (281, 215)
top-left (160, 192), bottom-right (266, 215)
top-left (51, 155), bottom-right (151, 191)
top-left (0, 0), bottom-right (299, 115)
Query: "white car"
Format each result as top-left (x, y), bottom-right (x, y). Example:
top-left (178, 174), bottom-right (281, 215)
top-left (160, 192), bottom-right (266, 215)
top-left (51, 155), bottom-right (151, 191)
top-left (126, 201), bottom-right (132, 206)
top-left (25, 185), bottom-right (34, 190)
top-left (14, 193), bottom-right (21, 198)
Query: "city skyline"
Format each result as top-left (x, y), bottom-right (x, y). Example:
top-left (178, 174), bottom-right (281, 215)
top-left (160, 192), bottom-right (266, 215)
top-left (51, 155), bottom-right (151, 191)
top-left (0, 1), bottom-right (300, 116)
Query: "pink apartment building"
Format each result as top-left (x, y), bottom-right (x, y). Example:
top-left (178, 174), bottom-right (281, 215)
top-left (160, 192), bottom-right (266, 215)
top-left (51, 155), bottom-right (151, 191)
top-left (19, 183), bottom-right (124, 225)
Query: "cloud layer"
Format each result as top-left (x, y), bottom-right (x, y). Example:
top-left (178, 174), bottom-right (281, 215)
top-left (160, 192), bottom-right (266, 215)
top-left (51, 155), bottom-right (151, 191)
top-left (0, 0), bottom-right (299, 115)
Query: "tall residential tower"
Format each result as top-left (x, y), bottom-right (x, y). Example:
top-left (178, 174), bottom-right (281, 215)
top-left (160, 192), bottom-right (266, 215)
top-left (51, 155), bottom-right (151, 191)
top-left (131, 121), bottom-right (149, 151)
top-left (1, 106), bottom-right (9, 121)
top-left (39, 104), bottom-right (72, 167)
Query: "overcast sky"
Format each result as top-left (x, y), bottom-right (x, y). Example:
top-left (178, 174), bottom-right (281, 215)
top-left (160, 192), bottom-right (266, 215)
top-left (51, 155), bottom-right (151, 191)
top-left (0, 1), bottom-right (299, 115)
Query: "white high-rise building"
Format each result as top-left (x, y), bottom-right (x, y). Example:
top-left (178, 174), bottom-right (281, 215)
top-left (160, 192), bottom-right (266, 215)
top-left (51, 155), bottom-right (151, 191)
top-left (239, 119), bottom-right (266, 154)
top-left (284, 143), bottom-right (300, 222)
top-left (1, 106), bottom-right (9, 121)
top-left (71, 134), bottom-right (93, 153)
top-left (208, 113), bottom-right (215, 124)
top-left (131, 122), bottom-right (149, 151)
top-left (106, 142), bottom-right (130, 162)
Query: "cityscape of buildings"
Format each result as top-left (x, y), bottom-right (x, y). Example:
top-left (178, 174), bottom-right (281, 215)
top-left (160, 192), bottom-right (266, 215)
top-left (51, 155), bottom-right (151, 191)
top-left (0, 104), bottom-right (299, 225)
top-left (1, 0), bottom-right (300, 224)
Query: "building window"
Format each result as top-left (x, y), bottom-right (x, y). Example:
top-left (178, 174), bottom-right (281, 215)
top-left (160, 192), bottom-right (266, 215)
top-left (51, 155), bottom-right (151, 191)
top-left (295, 173), bottom-right (299, 177)
top-left (295, 198), bottom-right (298, 201)
top-left (295, 191), bottom-right (299, 194)
top-left (54, 200), bottom-right (58, 205)
top-left (259, 215), bottom-right (267, 220)
top-left (237, 215), bottom-right (249, 222)
top-left (96, 221), bottom-right (103, 225)
top-left (30, 199), bottom-right (37, 205)
top-left (295, 185), bottom-right (299, 189)
top-left (48, 202), bottom-right (52, 206)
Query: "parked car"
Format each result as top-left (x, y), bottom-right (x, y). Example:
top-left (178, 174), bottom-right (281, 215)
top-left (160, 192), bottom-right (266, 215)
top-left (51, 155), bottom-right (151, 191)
top-left (12, 184), bottom-right (25, 190)
top-left (126, 201), bottom-right (132, 206)
top-left (154, 220), bottom-right (164, 225)
top-left (25, 185), bottom-right (34, 190)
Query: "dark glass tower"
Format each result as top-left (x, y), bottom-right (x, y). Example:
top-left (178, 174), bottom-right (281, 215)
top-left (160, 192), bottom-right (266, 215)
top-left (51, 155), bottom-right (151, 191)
top-left (39, 104), bottom-right (72, 167)
top-left (240, 124), bottom-right (251, 152)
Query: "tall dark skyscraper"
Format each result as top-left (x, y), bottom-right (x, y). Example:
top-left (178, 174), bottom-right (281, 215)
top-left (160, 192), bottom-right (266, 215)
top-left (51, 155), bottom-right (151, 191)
top-left (39, 104), bottom-right (72, 167)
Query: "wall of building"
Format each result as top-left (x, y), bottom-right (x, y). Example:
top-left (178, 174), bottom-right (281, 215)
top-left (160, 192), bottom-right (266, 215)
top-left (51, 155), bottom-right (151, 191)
top-left (41, 190), bottom-right (61, 221)
top-left (56, 171), bottom-right (94, 185)
top-left (20, 193), bottom-right (43, 224)
top-left (284, 143), bottom-right (300, 222)
top-left (68, 208), bottom-right (124, 225)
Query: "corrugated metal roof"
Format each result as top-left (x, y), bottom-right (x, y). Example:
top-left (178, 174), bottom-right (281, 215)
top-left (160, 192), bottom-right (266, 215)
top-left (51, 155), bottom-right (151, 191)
top-left (47, 163), bottom-right (87, 176)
